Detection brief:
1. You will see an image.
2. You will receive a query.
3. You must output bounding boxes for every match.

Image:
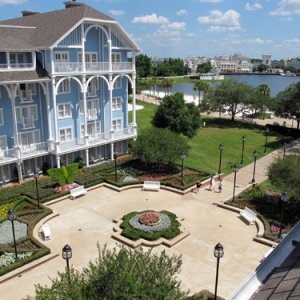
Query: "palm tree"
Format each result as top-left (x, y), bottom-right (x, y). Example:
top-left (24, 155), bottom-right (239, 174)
top-left (193, 81), bottom-right (212, 106)
top-left (150, 77), bottom-right (161, 98)
top-left (256, 84), bottom-right (271, 119)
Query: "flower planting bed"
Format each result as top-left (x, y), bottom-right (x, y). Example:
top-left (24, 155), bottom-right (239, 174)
top-left (111, 210), bottom-right (190, 248)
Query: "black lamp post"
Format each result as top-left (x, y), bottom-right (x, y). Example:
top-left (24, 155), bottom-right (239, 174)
top-left (282, 121), bottom-right (286, 144)
top-left (251, 150), bottom-right (259, 184)
top-left (62, 244), bottom-right (72, 274)
top-left (264, 127), bottom-right (269, 154)
top-left (218, 144), bottom-right (224, 174)
top-left (114, 146), bottom-right (118, 182)
top-left (33, 171), bottom-right (40, 209)
top-left (283, 143), bottom-right (287, 161)
top-left (278, 192), bottom-right (289, 239)
top-left (232, 164), bottom-right (239, 202)
top-left (241, 136), bottom-right (246, 165)
top-left (7, 209), bottom-right (19, 262)
top-left (180, 151), bottom-right (186, 186)
top-left (214, 242), bottom-right (224, 300)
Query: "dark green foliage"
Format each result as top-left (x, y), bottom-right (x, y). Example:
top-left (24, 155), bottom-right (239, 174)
top-left (47, 163), bottom-right (79, 186)
top-left (133, 127), bottom-right (189, 167)
top-left (196, 62), bottom-right (212, 74)
top-left (135, 54), bottom-right (152, 78)
top-left (153, 57), bottom-right (189, 77)
top-left (120, 210), bottom-right (181, 241)
top-left (152, 92), bottom-right (201, 138)
top-left (25, 243), bottom-right (188, 300)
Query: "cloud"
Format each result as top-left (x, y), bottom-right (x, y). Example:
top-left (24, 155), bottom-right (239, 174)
top-left (0, 0), bottom-right (26, 4)
top-left (245, 3), bottom-right (262, 11)
top-left (197, 10), bottom-right (241, 32)
top-left (243, 38), bottom-right (273, 44)
top-left (221, 34), bottom-right (273, 45)
top-left (176, 10), bottom-right (188, 16)
top-left (279, 17), bottom-right (293, 21)
top-left (270, 0), bottom-right (300, 16)
top-left (109, 10), bottom-right (124, 16)
top-left (160, 22), bottom-right (186, 31)
top-left (200, 0), bottom-right (223, 2)
top-left (283, 38), bottom-right (300, 43)
top-left (132, 13), bottom-right (169, 24)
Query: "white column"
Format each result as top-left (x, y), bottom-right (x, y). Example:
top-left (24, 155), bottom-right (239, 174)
top-left (51, 78), bottom-right (59, 142)
top-left (132, 73), bottom-right (136, 126)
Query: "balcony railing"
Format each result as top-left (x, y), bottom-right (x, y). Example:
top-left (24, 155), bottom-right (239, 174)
top-left (21, 116), bottom-right (34, 129)
top-left (0, 63), bottom-right (34, 70)
top-left (19, 90), bottom-right (32, 103)
top-left (50, 62), bottom-right (133, 74)
top-left (86, 108), bottom-right (97, 121)
top-left (87, 85), bottom-right (97, 97)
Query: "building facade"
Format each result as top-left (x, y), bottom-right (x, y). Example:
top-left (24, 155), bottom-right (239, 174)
top-left (0, 1), bottom-right (140, 183)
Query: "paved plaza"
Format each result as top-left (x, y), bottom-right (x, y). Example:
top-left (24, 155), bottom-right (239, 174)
top-left (1, 144), bottom-right (293, 299)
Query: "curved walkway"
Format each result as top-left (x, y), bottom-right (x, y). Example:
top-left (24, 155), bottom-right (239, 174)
top-left (1, 141), bottom-right (299, 299)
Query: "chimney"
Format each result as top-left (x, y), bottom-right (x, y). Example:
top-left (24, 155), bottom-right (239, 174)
top-left (21, 10), bottom-right (40, 17)
top-left (64, 0), bottom-right (85, 9)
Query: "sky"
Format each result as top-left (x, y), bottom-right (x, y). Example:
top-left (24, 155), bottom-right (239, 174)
top-left (0, 0), bottom-right (299, 60)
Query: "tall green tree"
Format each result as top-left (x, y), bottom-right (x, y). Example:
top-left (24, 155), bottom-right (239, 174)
top-left (196, 62), bottom-right (212, 74)
top-left (203, 79), bottom-right (254, 121)
top-left (25, 244), bottom-right (188, 300)
top-left (152, 92), bottom-right (201, 138)
top-left (193, 81), bottom-right (212, 106)
top-left (255, 84), bottom-right (271, 119)
top-left (135, 54), bottom-right (152, 78)
top-left (133, 127), bottom-right (189, 166)
top-left (273, 81), bottom-right (300, 129)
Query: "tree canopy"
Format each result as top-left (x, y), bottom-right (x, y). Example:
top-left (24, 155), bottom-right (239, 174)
top-left (196, 62), bottom-right (212, 74)
top-left (133, 127), bottom-right (189, 166)
top-left (202, 79), bottom-right (254, 121)
top-left (193, 81), bottom-right (212, 106)
top-left (273, 81), bottom-right (300, 129)
top-left (136, 54), bottom-right (152, 78)
top-left (153, 58), bottom-right (189, 77)
top-left (25, 244), bottom-right (188, 300)
top-left (152, 92), bottom-right (201, 138)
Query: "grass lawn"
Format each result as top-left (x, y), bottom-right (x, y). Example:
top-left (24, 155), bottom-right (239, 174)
top-left (130, 100), bottom-right (285, 175)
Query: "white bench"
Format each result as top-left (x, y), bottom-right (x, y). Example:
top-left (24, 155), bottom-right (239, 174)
top-left (240, 207), bottom-right (257, 225)
top-left (41, 223), bottom-right (52, 240)
top-left (70, 185), bottom-right (87, 200)
top-left (143, 181), bottom-right (160, 191)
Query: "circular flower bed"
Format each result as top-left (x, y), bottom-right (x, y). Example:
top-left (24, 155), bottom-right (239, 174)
top-left (139, 212), bottom-right (161, 226)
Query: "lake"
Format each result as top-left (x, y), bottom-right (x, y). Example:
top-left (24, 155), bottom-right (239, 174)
top-left (154, 75), bottom-right (300, 97)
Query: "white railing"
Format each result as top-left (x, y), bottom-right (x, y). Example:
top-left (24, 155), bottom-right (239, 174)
top-left (21, 116), bottom-right (34, 129)
top-left (87, 85), bottom-right (97, 97)
top-left (86, 108), bottom-right (97, 120)
top-left (114, 126), bottom-right (135, 138)
top-left (0, 63), bottom-right (34, 70)
top-left (50, 62), bottom-right (133, 73)
top-left (19, 90), bottom-right (32, 103)
top-left (59, 137), bottom-right (85, 152)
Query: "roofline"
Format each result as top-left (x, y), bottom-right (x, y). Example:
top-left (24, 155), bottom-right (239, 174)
top-left (0, 78), bottom-right (50, 85)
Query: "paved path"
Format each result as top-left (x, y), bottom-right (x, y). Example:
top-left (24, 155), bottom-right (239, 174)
top-left (2, 139), bottom-right (299, 299)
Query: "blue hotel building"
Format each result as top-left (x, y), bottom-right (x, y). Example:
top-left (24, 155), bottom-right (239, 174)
top-left (0, 1), bottom-right (140, 183)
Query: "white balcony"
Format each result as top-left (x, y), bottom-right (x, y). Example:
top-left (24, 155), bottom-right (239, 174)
top-left (0, 62), bottom-right (34, 71)
top-left (50, 62), bottom-right (133, 74)
top-left (21, 116), bottom-right (34, 129)
top-left (87, 85), bottom-right (97, 97)
top-left (19, 90), bottom-right (32, 103)
top-left (86, 108), bottom-right (97, 121)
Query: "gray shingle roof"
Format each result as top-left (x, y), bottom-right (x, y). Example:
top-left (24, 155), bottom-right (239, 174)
top-left (250, 242), bottom-right (300, 300)
top-left (0, 61), bottom-right (49, 83)
top-left (0, 5), bottom-right (115, 49)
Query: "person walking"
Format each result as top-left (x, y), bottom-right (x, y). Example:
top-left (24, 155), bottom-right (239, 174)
top-left (192, 180), bottom-right (202, 194)
top-left (209, 176), bottom-right (215, 191)
top-left (218, 180), bottom-right (223, 193)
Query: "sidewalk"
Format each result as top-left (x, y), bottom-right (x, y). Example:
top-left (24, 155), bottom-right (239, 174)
top-left (0, 142), bottom-right (297, 299)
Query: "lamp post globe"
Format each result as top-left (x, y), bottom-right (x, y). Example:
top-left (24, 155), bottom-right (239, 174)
top-left (7, 209), bottom-right (19, 262)
top-left (218, 144), bottom-right (224, 174)
top-left (214, 242), bottom-right (224, 300)
top-left (62, 244), bottom-right (72, 271)
top-left (180, 151), bottom-right (186, 186)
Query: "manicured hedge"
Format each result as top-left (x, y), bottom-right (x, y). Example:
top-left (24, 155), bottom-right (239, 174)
top-left (120, 210), bottom-right (180, 241)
